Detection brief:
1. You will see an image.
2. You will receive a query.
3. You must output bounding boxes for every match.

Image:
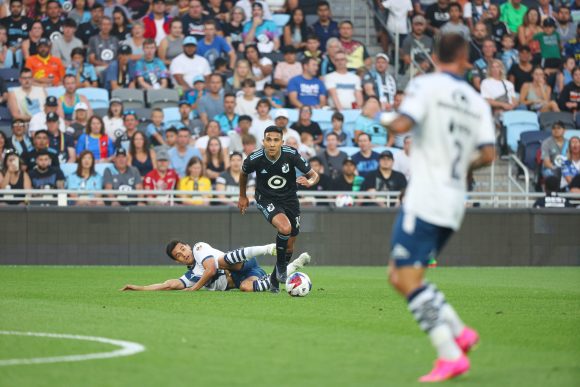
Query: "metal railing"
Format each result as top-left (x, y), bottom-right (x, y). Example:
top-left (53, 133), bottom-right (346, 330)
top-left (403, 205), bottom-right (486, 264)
top-left (507, 154), bottom-right (531, 208)
top-left (0, 189), bottom-right (578, 208)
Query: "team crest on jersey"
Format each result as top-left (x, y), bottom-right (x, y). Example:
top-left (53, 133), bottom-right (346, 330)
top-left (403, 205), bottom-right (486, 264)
top-left (196, 244), bottom-right (202, 251)
top-left (267, 175), bottom-right (287, 189)
top-left (267, 203), bottom-right (275, 212)
top-left (282, 163), bottom-right (289, 173)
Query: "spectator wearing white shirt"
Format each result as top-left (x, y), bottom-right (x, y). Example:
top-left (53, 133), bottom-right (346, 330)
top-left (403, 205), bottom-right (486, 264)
top-left (393, 135), bottom-right (412, 180)
top-left (249, 98), bottom-right (274, 145)
top-left (274, 109), bottom-right (301, 146)
top-left (382, 0), bottom-right (413, 46)
top-left (170, 36), bottom-right (211, 90)
top-left (480, 59), bottom-right (518, 116)
top-left (235, 0), bottom-right (272, 22)
top-left (235, 78), bottom-right (261, 116)
top-left (324, 51), bottom-right (363, 110)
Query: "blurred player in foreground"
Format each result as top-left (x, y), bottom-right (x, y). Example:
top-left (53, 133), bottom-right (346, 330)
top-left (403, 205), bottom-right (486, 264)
top-left (380, 33), bottom-right (496, 382)
top-left (121, 241), bottom-right (311, 292)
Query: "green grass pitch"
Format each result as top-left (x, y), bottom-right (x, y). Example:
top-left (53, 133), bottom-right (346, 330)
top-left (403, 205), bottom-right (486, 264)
top-left (0, 266), bottom-right (579, 387)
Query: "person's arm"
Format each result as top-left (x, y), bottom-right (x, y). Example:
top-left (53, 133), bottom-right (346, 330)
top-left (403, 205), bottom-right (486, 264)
top-left (244, 18), bottom-right (261, 44)
top-left (137, 76), bottom-right (153, 90)
top-left (227, 45), bottom-right (237, 70)
top-left (327, 88), bottom-right (342, 110)
top-left (121, 279), bottom-right (185, 291)
top-left (283, 25), bottom-right (292, 48)
top-left (296, 169), bottom-right (320, 188)
top-left (272, 36), bottom-right (280, 52)
top-left (354, 89), bottom-right (364, 109)
top-left (237, 171), bottom-right (249, 214)
top-left (519, 83), bottom-right (533, 106)
top-left (67, 147), bottom-right (76, 163)
top-left (151, 131), bottom-right (165, 145)
top-left (469, 145), bottom-right (495, 171)
top-left (288, 91), bottom-right (302, 108)
top-left (159, 77), bottom-right (168, 88)
top-left (21, 39), bottom-right (30, 60)
top-left (173, 73), bottom-right (190, 90)
top-left (158, 38), bottom-right (170, 66)
top-left (215, 182), bottom-right (228, 203)
top-left (183, 258), bottom-right (217, 291)
top-left (7, 92), bottom-right (30, 121)
top-left (363, 82), bottom-right (376, 98)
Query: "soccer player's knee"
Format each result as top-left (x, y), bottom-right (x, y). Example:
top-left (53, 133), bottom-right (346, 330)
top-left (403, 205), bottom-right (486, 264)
top-left (278, 223), bottom-right (292, 235)
top-left (239, 281), bottom-right (253, 292)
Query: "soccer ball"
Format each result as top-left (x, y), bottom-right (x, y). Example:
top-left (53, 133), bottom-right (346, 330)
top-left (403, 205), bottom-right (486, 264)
top-left (335, 194), bottom-right (354, 207)
top-left (285, 272), bottom-right (312, 297)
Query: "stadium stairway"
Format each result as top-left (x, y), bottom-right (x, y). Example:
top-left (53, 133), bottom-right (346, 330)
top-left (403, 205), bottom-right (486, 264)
top-left (330, 0), bottom-right (384, 56)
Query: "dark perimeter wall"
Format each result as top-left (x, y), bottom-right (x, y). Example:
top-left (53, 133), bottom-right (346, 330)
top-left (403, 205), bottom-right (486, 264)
top-left (0, 207), bottom-right (578, 266)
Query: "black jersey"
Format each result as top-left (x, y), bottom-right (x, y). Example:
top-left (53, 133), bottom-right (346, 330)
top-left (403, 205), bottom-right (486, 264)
top-left (242, 145), bottom-right (311, 201)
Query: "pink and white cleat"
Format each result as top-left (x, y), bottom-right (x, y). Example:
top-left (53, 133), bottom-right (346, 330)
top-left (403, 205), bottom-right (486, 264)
top-left (455, 327), bottom-right (480, 354)
top-left (419, 354), bottom-right (470, 383)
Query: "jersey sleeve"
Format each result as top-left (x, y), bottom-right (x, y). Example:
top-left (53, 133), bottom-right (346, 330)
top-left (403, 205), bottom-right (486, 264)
top-left (242, 153), bottom-right (258, 174)
top-left (179, 268), bottom-right (200, 288)
top-left (294, 152), bottom-right (312, 174)
top-left (399, 77), bottom-right (428, 124)
top-left (193, 242), bottom-right (218, 269)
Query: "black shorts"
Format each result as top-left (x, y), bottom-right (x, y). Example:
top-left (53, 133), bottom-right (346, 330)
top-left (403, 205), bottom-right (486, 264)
top-left (255, 195), bottom-right (301, 237)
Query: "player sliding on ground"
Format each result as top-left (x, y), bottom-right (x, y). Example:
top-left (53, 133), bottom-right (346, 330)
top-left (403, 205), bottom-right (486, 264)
top-left (238, 126), bottom-right (319, 293)
top-left (380, 33), bottom-right (495, 382)
top-left (121, 241), bottom-right (311, 292)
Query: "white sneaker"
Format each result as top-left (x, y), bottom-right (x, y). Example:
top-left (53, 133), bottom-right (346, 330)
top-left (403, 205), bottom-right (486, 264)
top-left (287, 252), bottom-right (311, 275)
top-left (266, 243), bottom-right (276, 256)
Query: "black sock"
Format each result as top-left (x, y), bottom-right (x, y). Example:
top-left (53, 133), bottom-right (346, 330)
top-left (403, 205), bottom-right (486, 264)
top-left (276, 232), bottom-right (290, 268)
top-left (285, 251), bottom-right (293, 266)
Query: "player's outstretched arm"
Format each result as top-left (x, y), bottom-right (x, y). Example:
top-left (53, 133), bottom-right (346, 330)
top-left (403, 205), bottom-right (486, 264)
top-left (238, 172), bottom-right (250, 214)
top-left (469, 145), bottom-right (496, 171)
top-left (183, 258), bottom-right (217, 292)
top-left (296, 169), bottom-right (319, 188)
top-left (121, 279), bottom-right (185, 291)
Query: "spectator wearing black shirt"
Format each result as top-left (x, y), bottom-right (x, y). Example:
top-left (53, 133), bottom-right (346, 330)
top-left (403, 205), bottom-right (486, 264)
top-left (425, 0), bottom-right (450, 37)
top-left (25, 129), bottom-right (60, 171)
top-left (29, 148), bottom-right (65, 190)
top-left (533, 176), bottom-right (573, 208)
top-left (469, 21), bottom-right (488, 64)
top-left (361, 150), bottom-right (407, 207)
top-left (0, 0), bottom-right (32, 49)
top-left (181, 0), bottom-right (210, 40)
top-left (485, 3), bottom-right (509, 52)
top-left (311, 0), bottom-right (339, 54)
top-left (508, 45), bottom-right (533, 93)
top-left (291, 106), bottom-right (323, 147)
top-left (317, 132), bottom-right (347, 180)
top-left (76, 4), bottom-right (104, 46)
top-left (224, 6), bottom-right (245, 53)
top-left (304, 156), bottom-right (332, 206)
top-left (42, 0), bottom-right (64, 41)
top-left (45, 112), bottom-right (75, 165)
top-left (332, 157), bottom-right (364, 192)
top-left (558, 66), bottom-right (580, 113)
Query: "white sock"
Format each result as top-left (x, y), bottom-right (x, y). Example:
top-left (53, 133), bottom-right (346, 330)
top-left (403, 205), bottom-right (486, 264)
top-left (440, 304), bottom-right (466, 337)
top-left (429, 324), bottom-right (463, 361)
top-left (243, 245), bottom-right (270, 257)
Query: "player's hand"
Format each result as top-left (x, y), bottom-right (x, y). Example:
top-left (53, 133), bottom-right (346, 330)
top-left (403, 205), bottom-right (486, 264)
top-left (120, 284), bottom-right (138, 291)
top-left (296, 176), bottom-right (311, 188)
top-left (238, 196), bottom-right (249, 215)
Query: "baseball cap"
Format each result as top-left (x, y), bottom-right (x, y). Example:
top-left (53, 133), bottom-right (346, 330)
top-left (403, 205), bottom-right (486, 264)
top-left (412, 15), bottom-right (426, 24)
top-left (38, 37), bottom-right (51, 46)
top-left (379, 150), bottom-right (394, 159)
top-left (34, 129), bottom-right (49, 137)
top-left (74, 102), bottom-right (88, 111)
top-left (178, 100), bottom-right (190, 106)
top-left (156, 149), bottom-right (170, 161)
top-left (46, 96), bottom-right (58, 107)
top-left (543, 18), bottom-right (556, 27)
top-left (192, 75), bottom-right (205, 84)
top-left (343, 157), bottom-right (356, 165)
top-left (376, 53), bottom-right (389, 62)
top-left (274, 109), bottom-right (289, 120)
top-left (183, 36), bottom-right (198, 46)
top-left (115, 148), bottom-right (127, 157)
top-left (118, 45), bottom-right (132, 55)
top-left (46, 111), bottom-right (59, 122)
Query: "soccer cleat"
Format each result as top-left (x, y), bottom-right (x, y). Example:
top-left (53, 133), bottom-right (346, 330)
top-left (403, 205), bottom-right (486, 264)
top-left (287, 252), bottom-right (311, 275)
top-left (266, 243), bottom-right (276, 256)
top-left (275, 264), bottom-right (287, 282)
top-left (455, 327), bottom-right (480, 354)
top-left (419, 355), bottom-right (470, 383)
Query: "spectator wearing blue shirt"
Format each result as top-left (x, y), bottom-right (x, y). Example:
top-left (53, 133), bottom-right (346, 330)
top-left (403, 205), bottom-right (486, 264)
top-left (311, 1), bottom-right (339, 53)
top-left (288, 57), bottom-right (327, 108)
top-left (103, 44), bottom-right (136, 91)
top-left (197, 20), bottom-right (236, 70)
top-left (214, 93), bottom-right (240, 134)
top-left (146, 108), bottom-right (167, 147)
top-left (66, 150), bottom-right (104, 206)
top-left (65, 47), bottom-right (98, 88)
top-left (242, 2), bottom-right (280, 52)
top-left (351, 133), bottom-right (380, 178)
top-left (134, 39), bottom-right (169, 89)
top-left (76, 116), bottom-right (115, 163)
top-left (354, 97), bottom-right (391, 147)
top-left (168, 127), bottom-right (202, 177)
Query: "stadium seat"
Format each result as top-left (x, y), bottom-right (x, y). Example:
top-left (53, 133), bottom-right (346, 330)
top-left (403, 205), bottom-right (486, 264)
top-left (272, 14), bottom-right (290, 35)
top-left (46, 86), bottom-right (65, 98)
top-left (564, 129), bottom-right (580, 140)
top-left (132, 107), bottom-right (152, 122)
top-left (507, 124), bottom-right (539, 153)
top-left (501, 111), bottom-right (539, 130)
top-left (0, 68), bottom-right (20, 89)
top-left (338, 146), bottom-right (360, 156)
top-left (112, 89), bottom-right (146, 109)
top-left (61, 162), bottom-right (113, 178)
top-left (0, 106), bottom-right (12, 135)
top-left (162, 107), bottom-right (181, 128)
top-left (312, 109), bottom-right (334, 132)
top-left (77, 87), bottom-right (110, 109)
top-left (518, 130), bottom-right (550, 170)
top-left (538, 112), bottom-right (575, 130)
top-left (146, 89), bottom-right (180, 109)
top-left (342, 109), bottom-right (362, 133)
top-left (271, 108), bottom-right (298, 123)
top-left (92, 108), bottom-right (108, 118)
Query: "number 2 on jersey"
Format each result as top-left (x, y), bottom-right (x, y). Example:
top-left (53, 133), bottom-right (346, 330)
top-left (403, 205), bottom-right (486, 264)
top-left (449, 121), bottom-right (462, 181)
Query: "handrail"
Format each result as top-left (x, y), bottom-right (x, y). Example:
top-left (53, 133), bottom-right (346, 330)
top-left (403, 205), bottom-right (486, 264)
top-left (507, 154), bottom-right (530, 208)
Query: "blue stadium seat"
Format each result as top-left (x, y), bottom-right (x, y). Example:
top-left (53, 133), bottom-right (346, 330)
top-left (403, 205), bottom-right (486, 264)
top-left (507, 124), bottom-right (538, 153)
top-left (77, 87), bottom-right (109, 109)
top-left (62, 162), bottom-right (113, 178)
top-left (0, 68), bottom-right (20, 89)
top-left (0, 106), bottom-right (12, 135)
top-left (519, 130), bottom-right (550, 170)
top-left (272, 14), bottom-right (290, 35)
top-left (162, 107), bottom-right (181, 128)
top-left (342, 109), bottom-right (362, 133)
top-left (338, 146), bottom-right (359, 156)
top-left (501, 111), bottom-right (539, 130)
top-left (564, 129), bottom-right (580, 140)
top-left (311, 109), bottom-right (334, 132)
top-left (46, 86), bottom-right (65, 98)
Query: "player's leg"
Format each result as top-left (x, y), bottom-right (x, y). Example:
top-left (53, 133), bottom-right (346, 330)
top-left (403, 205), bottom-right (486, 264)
top-left (287, 252), bottom-right (311, 275)
top-left (239, 275), bottom-right (272, 292)
top-left (234, 259), bottom-right (272, 292)
top-left (270, 212), bottom-right (292, 282)
top-left (389, 211), bottom-right (469, 382)
top-left (221, 244), bottom-right (276, 267)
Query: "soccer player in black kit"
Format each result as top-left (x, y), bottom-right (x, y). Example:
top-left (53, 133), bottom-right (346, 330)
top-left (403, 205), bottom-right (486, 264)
top-left (238, 126), bottom-right (319, 293)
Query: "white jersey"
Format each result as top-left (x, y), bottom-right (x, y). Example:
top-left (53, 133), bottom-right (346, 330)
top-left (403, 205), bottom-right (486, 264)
top-left (178, 242), bottom-right (228, 291)
top-left (399, 72), bottom-right (495, 230)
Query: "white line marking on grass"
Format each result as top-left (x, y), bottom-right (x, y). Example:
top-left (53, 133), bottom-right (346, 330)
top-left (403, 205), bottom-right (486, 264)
top-left (0, 331), bottom-right (145, 366)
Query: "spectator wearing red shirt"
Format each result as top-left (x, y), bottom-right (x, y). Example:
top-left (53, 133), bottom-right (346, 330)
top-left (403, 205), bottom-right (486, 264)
top-left (25, 38), bottom-right (65, 87)
top-left (143, 0), bottom-right (172, 46)
top-left (143, 149), bottom-right (179, 203)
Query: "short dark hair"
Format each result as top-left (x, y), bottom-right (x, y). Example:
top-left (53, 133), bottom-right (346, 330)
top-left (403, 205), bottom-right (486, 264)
top-left (264, 125), bottom-right (283, 136)
top-left (204, 19), bottom-right (218, 28)
top-left (309, 156), bottom-right (322, 164)
top-left (436, 33), bottom-right (468, 64)
top-left (331, 111), bottom-right (344, 122)
top-left (20, 67), bottom-right (32, 76)
top-left (326, 132), bottom-right (339, 140)
top-left (357, 132), bottom-right (372, 142)
top-left (302, 56), bottom-right (317, 67)
top-left (448, 2), bottom-right (461, 12)
top-left (256, 98), bottom-right (271, 109)
top-left (544, 176), bottom-right (561, 193)
top-left (71, 47), bottom-right (86, 59)
top-left (166, 126), bottom-right (178, 134)
top-left (230, 151), bottom-right (243, 159)
top-left (339, 20), bottom-right (353, 28)
top-left (178, 127), bottom-right (191, 134)
top-left (239, 114), bottom-right (252, 123)
top-left (519, 45), bottom-right (531, 53)
top-left (224, 92), bottom-right (236, 100)
top-left (317, 1), bottom-right (330, 9)
top-left (143, 38), bottom-right (156, 47)
top-left (214, 57), bottom-right (227, 69)
top-left (166, 240), bottom-right (181, 260)
top-left (242, 78), bottom-right (256, 88)
top-left (63, 18), bottom-right (77, 28)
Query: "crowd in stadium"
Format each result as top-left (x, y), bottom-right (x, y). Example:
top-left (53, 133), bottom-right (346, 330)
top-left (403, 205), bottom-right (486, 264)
top-left (0, 0), bottom-right (578, 206)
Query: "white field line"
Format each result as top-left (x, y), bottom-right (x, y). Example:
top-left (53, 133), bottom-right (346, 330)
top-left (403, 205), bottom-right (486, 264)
top-left (0, 331), bottom-right (145, 366)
